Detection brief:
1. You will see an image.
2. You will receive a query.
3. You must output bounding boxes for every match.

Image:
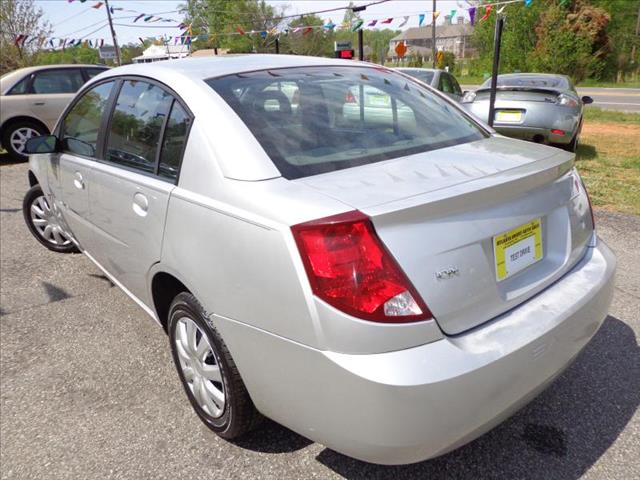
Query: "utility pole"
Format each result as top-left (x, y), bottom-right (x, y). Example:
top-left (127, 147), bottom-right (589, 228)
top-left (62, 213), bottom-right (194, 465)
top-left (104, 0), bottom-right (121, 66)
top-left (352, 4), bottom-right (366, 61)
top-left (432, 0), bottom-right (436, 68)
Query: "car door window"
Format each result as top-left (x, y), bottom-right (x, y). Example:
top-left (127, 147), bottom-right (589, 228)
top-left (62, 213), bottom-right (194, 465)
top-left (448, 75), bottom-right (462, 95)
top-left (32, 69), bottom-right (84, 94)
top-left (60, 81), bottom-right (115, 157)
top-left (158, 101), bottom-right (189, 181)
top-left (7, 76), bottom-right (30, 95)
top-left (439, 74), bottom-right (454, 94)
top-left (85, 68), bottom-right (108, 79)
top-left (105, 80), bottom-right (173, 174)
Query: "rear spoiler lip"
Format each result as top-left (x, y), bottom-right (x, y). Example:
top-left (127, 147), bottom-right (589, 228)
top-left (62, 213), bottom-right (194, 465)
top-left (475, 86), bottom-right (564, 96)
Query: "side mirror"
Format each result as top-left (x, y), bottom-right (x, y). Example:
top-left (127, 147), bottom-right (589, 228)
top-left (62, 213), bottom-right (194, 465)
top-left (582, 96), bottom-right (594, 105)
top-left (25, 135), bottom-right (58, 154)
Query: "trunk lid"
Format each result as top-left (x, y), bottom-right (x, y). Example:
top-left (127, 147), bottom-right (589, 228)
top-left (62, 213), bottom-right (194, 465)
top-left (300, 136), bottom-right (594, 334)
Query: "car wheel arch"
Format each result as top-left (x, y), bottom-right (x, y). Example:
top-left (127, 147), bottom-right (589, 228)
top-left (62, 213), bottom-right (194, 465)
top-left (1, 116), bottom-right (50, 139)
top-left (28, 170), bottom-right (38, 187)
top-left (150, 270), bottom-right (193, 333)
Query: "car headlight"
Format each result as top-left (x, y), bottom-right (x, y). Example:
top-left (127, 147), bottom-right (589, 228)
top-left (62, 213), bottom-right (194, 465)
top-left (461, 91), bottom-right (476, 103)
top-left (556, 94), bottom-right (579, 108)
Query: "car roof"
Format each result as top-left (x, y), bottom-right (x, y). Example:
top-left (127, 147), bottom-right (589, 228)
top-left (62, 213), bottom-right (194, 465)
top-left (97, 54), bottom-right (380, 82)
top-left (396, 68), bottom-right (441, 73)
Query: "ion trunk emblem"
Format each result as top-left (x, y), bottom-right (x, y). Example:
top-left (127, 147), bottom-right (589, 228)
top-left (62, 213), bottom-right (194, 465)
top-left (435, 267), bottom-right (459, 280)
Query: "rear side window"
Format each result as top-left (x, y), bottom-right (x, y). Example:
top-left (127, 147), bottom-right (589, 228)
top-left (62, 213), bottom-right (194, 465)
top-left (32, 69), bottom-right (84, 94)
top-left (86, 68), bottom-right (108, 79)
top-left (105, 80), bottom-right (173, 174)
top-left (158, 101), bottom-right (189, 181)
top-left (61, 81), bottom-right (115, 157)
top-left (448, 74), bottom-right (462, 95)
top-left (439, 74), bottom-right (454, 94)
top-left (207, 66), bottom-right (485, 179)
top-left (8, 76), bottom-right (30, 95)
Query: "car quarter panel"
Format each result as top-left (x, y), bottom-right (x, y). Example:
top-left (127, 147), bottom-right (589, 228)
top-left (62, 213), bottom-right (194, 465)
top-left (212, 240), bottom-right (615, 465)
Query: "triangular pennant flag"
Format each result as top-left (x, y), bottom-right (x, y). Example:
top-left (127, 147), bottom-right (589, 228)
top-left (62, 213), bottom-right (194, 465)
top-left (144, 15), bottom-right (154, 22)
top-left (398, 16), bottom-right (409, 27)
top-left (99, 39), bottom-right (104, 47)
top-left (559, 0), bottom-right (570, 7)
top-left (350, 19), bottom-right (363, 31)
top-left (260, 30), bottom-right (267, 39)
top-left (139, 37), bottom-right (145, 45)
top-left (450, 10), bottom-right (457, 18)
top-left (381, 18), bottom-right (393, 24)
top-left (433, 11), bottom-right (440, 21)
top-left (134, 14), bottom-right (145, 22)
top-left (303, 27), bottom-right (313, 36)
top-left (525, 0), bottom-right (533, 6)
top-left (497, 5), bottom-right (506, 14)
top-left (469, 7), bottom-right (476, 25)
top-left (480, 5), bottom-right (493, 22)
top-left (14, 34), bottom-right (27, 46)
top-left (236, 26), bottom-right (245, 36)
top-left (324, 20), bottom-right (336, 30)
top-left (418, 14), bottom-right (425, 27)
top-left (92, 2), bottom-right (103, 9)
top-left (367, 20), bottom-right (378, 27)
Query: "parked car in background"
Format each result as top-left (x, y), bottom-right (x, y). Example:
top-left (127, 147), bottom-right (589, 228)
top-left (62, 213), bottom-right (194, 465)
top-left (22, 55), bottom-right (615, 465)
top-left (461, 73), bottom-right (592, 152)
top-left (395, 67), bottom-right (464, 101)
top-left (0, 64), bottom-right (108, 160)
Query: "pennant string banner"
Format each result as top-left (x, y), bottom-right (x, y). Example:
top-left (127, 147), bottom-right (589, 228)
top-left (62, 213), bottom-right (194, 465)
top-left (9, 0), bottom-right (550, 51)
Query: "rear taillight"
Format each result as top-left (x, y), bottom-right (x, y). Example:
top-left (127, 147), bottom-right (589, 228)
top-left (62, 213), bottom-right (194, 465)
top-left (556, 94), bottom-right (579, 108)
top-left (345, 90), bottom-right (358, 104)
top-left (292, 211), bottom-right (432, 323)
top-left (571, 169), bottom-right (596, 230)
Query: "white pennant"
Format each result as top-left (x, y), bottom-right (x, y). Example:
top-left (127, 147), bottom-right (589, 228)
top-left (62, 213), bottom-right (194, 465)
top-left (398, 16), bottom-right (409, 27)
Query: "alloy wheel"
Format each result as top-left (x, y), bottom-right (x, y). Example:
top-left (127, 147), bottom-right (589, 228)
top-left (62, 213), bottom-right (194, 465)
top-left (10, 127), bottom-right (40, 155)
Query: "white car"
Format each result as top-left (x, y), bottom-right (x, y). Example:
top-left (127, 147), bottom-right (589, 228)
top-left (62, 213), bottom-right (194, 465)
top-left (23, 55), bottom-right (615, 465)
top-left (0, 64), bottom-right (108, 160)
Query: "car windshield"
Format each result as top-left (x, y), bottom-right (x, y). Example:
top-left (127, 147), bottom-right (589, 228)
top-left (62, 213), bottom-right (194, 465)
top-left (399, 69), bottom-right (435, 85)
top-left (207, 66), bottom-right (485, 179)
top-left (483, 75), bottom-right (569, 89)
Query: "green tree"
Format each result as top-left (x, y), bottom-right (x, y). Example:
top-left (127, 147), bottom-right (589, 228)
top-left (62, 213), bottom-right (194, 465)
top-left (281, 15), bottom-right (333, 57)
top-left (183, 0), bottom-right (284, 53)
top-left (0, 0), bottom-right (52, 74)
top-left (35, 44), bottom-right (101, 66)
top-left (529, 1), bottom-right (610, 82)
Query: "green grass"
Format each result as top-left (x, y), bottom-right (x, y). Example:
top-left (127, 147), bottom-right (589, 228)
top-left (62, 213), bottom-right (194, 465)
top-left (576, 118), bottom-right (640, 216)
top-left (577, 79), bottom-right (640, 88)
top-left (583, 108), bottom-right (640, 124)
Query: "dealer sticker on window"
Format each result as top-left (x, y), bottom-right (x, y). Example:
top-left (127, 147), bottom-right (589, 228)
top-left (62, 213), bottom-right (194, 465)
top-left (493, 219), bottom-right (543, 281)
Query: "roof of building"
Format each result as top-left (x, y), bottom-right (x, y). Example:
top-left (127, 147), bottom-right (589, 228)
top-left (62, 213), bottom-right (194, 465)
top-left (391, 23), bottom-right (473, 42)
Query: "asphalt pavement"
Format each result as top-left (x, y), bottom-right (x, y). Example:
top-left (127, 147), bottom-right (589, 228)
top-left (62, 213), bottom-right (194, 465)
top-left (1, 158), bottom-right (638, 480)
top-left (462, 85), bottom-right (640, 112)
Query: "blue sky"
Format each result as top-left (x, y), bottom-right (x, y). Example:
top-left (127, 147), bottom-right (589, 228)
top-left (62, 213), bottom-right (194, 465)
top-left (36, 0), bottom-right (466, 45)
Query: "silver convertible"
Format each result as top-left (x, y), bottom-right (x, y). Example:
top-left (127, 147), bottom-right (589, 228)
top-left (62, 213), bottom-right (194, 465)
top-left (22, 56), bottom-right (615, 465)
top-left (462, 73), bottom-right (593, 151)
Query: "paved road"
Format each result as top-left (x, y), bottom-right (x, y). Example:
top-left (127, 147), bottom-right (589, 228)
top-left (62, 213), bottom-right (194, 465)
top-left (1, 159), bottom-right (638, 480)
top-left (462, 86), bottom-right (640, 112)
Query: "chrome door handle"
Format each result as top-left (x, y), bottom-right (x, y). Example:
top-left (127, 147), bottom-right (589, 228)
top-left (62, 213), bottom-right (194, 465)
top-left (73, 172), bottom-right (84, 190)
top-left (132, 192), bottom-right (148, 217)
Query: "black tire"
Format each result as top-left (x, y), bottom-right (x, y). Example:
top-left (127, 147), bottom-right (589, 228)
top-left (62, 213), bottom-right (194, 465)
top-left (23, 185), bottom-right (79, 253)
top-left (168, 292), bottom-right (261, 439)
top-left (1, 120), bottom-right (47, 161)
top-left (563, 134), bottom-right (578, 153)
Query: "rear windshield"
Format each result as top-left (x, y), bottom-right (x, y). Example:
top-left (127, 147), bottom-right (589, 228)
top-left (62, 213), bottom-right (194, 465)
top-left (206, 66), bottom-right (486, 179)
top-left (483, 75), bottom-right (569, 89)
top-left (398, 69), bottom-right (435, 85)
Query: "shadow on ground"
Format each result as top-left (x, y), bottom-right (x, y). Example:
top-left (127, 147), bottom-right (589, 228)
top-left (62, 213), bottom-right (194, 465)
top-left (576, 143), bottom-right (598, 160)
top-left (0, 152), bottom-right (25, 166)
top-left (236, 316), bottom-right (638, 479)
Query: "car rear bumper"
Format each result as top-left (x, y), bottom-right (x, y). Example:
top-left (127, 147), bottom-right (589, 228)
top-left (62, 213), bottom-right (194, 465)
top-left (215, 239), bottom-right (616, 465)
top-left (493, 125), bottom-right (574, 145)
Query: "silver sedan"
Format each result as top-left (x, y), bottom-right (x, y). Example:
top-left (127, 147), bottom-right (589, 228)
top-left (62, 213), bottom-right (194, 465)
top-left (462, 73), bottom-right (593, 151)
top-left (23, 56), bottom-right (614, 465)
